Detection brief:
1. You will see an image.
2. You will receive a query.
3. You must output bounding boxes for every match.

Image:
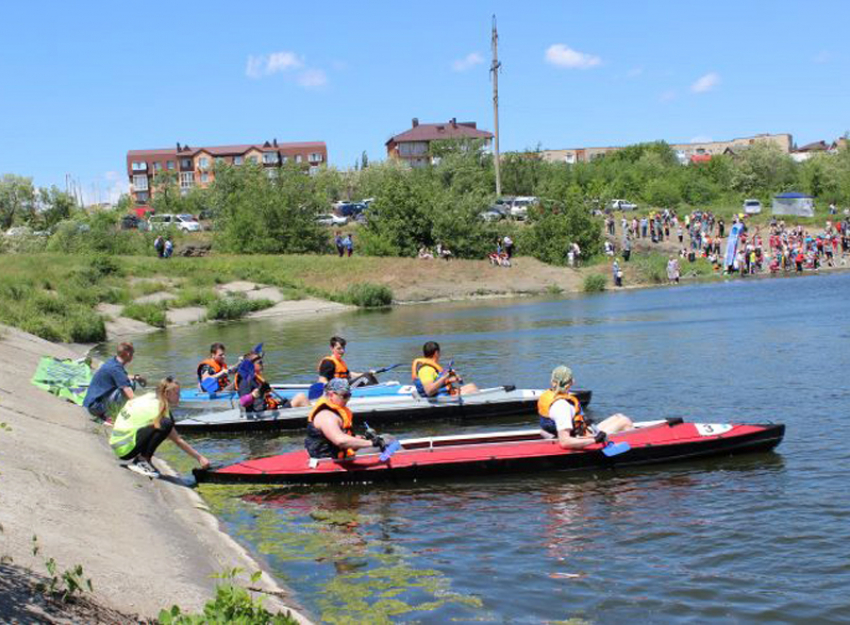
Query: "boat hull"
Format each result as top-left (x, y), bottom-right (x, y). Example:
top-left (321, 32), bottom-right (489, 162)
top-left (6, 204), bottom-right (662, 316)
top-left (179, 384), bottom-right (592, 411)
top-left (194, 421), bottom-right (785, 485)
top-left (177, 387), bottom-right (570, 433)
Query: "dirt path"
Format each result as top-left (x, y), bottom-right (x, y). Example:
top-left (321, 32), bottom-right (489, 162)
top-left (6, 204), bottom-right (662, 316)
top-left (0, 325), bottom-right (311, 622)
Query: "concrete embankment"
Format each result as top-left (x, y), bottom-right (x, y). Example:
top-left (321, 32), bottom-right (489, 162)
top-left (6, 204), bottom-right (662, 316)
top-left (0, 324), bottom-right (311, 622)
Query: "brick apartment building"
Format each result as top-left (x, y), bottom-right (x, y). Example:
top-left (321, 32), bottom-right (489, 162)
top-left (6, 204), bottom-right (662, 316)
top-left (539, 133), bottom-right (793, 165)
top-left (126, 139), bottom-right (328, 206)
top-left (386, 118), bottom-right (493, 168)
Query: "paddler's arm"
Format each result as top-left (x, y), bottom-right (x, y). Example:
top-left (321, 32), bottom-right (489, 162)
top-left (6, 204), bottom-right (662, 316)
top-left (556, 430), bottom-right (598, 450)
top-left (420, 370), bottom-right (458, 397)
top-left (167, 428), bottom-right (210, 469)
top-left (314, 411), bottom-right (374, 452)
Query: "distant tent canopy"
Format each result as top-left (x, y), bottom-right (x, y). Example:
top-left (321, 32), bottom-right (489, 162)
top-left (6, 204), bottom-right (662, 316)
top-left (772, 192), bottom-right (814, 217)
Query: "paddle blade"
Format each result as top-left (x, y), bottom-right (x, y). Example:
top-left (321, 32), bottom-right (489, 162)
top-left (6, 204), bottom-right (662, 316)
top-left (307, 382), bottom-right (325, 400)
top-left (380, 440), bottom-right (402, 462)
top-left (200, 377), bottom-right (219, 394)
top-left (237, 359), bottom-right (255, 382)
top-left (602, 441), bottom-right (631, 457)
top-left (253, 343), bottom-right (264, 357)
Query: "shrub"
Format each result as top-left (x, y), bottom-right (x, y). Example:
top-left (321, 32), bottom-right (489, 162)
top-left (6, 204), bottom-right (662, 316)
top-left (123, 302), bottom-right (167, 328)
top-left (173, 288), bottom-right (218, 308)
top-left (67, 312), bottom-right (106, 343)
top-left (159, 569), bottom-right (297, 625)
top-left (337, 282), bottom-right (393, 307)
top-left (583, 274), bottom-right (607, 293)
top-left (206, 296), bottom-right (274, 321)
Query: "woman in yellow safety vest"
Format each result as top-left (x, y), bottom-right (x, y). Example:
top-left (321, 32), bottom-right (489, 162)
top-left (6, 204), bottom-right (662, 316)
top-left (109, 377), bottom-right (210, 479)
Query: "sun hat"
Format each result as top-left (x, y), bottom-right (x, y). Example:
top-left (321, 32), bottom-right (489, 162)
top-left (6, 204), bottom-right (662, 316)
top-left (551, 366), bottom-right (574, 390)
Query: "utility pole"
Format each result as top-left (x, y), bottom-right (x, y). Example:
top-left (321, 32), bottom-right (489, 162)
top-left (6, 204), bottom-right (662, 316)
top-left (490, 14), bottom-right (502, 198)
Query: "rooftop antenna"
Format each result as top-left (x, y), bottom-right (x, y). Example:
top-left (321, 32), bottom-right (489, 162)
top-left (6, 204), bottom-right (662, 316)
top-left (490, 14), bottom-right (502, 197)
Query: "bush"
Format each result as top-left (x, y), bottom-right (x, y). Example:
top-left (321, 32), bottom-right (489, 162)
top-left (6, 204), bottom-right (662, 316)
top-left (173, 287), bottom-right (218, 308)
top-left (123, 302), bottom-right (167, 328)
top-left (206, 296), bottom-right (274, 321)
top-left (337, 282), bottom-right (393, 307)
top-left (67, 312), bottom-right (107, 343)
top-left (159, 569), bottom-right (297, 625)
top-left (583, 274), bottom-right (607, 293)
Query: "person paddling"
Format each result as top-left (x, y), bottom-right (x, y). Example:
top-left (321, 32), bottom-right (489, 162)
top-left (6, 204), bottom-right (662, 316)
top-left (538, 366), bottom-right (632, 450)
top-left (412, 341), bottom-right (479, 397)
top-left (197, 342), bottom-right (233, 392)
top-left (317, 336), bottom-right (368, 385)
top-left (109, 377), bottom-right (209, 479)
top-left (83, 342), bottom-right (146, 423)
top-left (237, 352), bottom-right (309, 412)
top-left (304, 378), bottom-right (374, 459)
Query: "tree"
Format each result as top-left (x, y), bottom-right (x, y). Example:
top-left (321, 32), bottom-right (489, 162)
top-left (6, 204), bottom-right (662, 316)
top-left (360, 151), bottom-right (369, 170)
top-left (0, 174), bottom-right (36, 230)
top-left (37, 186), bottom-right (76, 229)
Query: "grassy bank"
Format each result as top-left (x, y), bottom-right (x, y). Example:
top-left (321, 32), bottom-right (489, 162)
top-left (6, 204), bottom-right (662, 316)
top-left (0, 253), bottom-right (396, 342)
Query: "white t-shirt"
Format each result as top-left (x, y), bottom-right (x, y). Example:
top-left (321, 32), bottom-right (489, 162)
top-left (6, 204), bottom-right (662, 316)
top-left (548, 398), bottom-right (576, 432)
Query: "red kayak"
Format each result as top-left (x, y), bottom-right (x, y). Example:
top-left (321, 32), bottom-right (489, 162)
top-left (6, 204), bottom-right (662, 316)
top-left (193, 419), bottom-right (785, 485)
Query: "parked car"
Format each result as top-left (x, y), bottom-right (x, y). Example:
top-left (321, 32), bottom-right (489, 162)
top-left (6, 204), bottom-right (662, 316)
top-left (337, 202), bottom-right (367, 218)
top-left (743, 199), bottom-right (762, 214)
top-left (479, 205), bottom-right (509, 222)
top-left (608, 199), bottom-right (638, 211)
top-left (316, 213), bottom-right (348, 227)
top-left (121, 214), bottom-right (149, 231)
top-left (509, 196), bottom-right (538, 220)
top-left (149, 213), bottom-right (201, 232)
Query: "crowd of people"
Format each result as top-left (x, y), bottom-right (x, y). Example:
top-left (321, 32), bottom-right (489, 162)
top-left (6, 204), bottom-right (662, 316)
top-left (488, 235), bottom-right (514, 267)
top-left (153, 235), bottom-right (173, 259)
top-left (333, 231), bottom-right (355, 257)
top-left (606, 207), bottom-right (850, 277)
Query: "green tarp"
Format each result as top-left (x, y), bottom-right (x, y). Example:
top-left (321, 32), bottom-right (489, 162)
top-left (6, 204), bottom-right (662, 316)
top-left (31, 356), bottom-right (92, 406)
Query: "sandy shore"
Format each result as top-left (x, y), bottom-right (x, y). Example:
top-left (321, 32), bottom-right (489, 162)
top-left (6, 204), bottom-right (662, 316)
top-left (0, 324), bottom-right (311, 623)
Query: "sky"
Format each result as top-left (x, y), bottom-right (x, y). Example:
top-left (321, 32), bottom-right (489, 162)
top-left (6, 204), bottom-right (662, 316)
top-left (0, 0), bottom-right (848, 203)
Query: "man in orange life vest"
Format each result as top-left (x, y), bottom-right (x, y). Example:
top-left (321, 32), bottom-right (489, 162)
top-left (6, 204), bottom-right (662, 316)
top-left (412, 341), bottom-right (479, 397)
top-left (197, 342), bottom-right (233, 391)
top-left (317, 336), bottom-right (368, 385)
top-left (304, 378), bottom-right (375, 459)
top-left (538, 365), bottom-right (632, 450)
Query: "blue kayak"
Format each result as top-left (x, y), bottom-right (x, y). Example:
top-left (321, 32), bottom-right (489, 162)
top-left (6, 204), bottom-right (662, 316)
top-left (179, 383), bottom-right (593, 411)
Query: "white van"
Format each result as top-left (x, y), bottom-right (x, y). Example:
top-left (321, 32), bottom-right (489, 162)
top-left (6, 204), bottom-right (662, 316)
top-left (743, 199), bottom-right (762, 214)
top-left (149, 214), bottom-right (201, 232)
top-left (510, 196), bottom-right (538, 220)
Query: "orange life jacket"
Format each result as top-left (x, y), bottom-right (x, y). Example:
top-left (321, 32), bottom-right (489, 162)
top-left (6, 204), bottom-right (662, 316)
top-left (318, 354), bottom-right (349, 379)
top-left (197, 358), bottom-right (229, 390)
top-left (307, 397), bottom-right (355, 458)
top-left (256, 373), bottom-right (281, 410)
top-left (537, 390), bottom-right (586, 435)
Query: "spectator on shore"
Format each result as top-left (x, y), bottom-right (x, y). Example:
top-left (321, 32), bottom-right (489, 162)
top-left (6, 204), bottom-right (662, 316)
top-left (613, 259), bottom-right (623, 287)
top-left (437, 242), bottom-right (453, 261)
top-left (343, 233), bottom-right (354, 257)
top-left (109, 377), bottom-right (210, 479)
top-left (164, 238), bottom-right (173, 259)
top-left (667, 256), bottom-right (680, 284)
top-left (334, 231), bottom-right (345, 257)
top-left (503, 235), bottom-right (514, 259)
top-left (418, 247), bottom-right (434, 260)
top-left (83, 342), bottom-right (145, 423)
top-left (154, 236), bottom-right (164, 258)
top-left (623, 234), bottom-right (632, 262)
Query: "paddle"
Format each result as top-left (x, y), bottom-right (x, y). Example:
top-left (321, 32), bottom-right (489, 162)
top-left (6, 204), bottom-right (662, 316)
top-left (602, 441), bottom-right (631, 457)
top-left (364, 422), bottom-right (402, 462)
top-left (200, 376), bottom-right (220, 394)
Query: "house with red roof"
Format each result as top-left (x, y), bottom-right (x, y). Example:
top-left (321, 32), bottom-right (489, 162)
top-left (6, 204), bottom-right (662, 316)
top-left (126, 139), bottom-right (327, 208)
top-left (386, 118), bottom-right (493, 168)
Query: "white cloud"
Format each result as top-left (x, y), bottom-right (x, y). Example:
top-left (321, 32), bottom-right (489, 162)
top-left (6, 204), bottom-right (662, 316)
top-left (246, 51), bottom-right (304, 79)
top-left (690, 135), bottom-right (713, 143)
top-left (452, 52), bottom-right (484, 72)
top-left (659, 89), bottom-right (677, 102)
top-left (813, 50), bottom-right (831, 64)
top-left (297, 68), bottom-right (328, 88)
top-left (691, 72), bottom-right (720, 93)
top-left (544, 44), bottom-right (601, 69)
top-left (627, 66), bottom-right (644, 78)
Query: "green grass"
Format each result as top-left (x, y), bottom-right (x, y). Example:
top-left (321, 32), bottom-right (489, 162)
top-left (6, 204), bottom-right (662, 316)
top-left (332, 282), bottom-right (394, 307)
top-left (206, 296), bottom-right (275, 321)
top-left (172, 287), bottom-right (219, 308)
top-left (122, 302), bottom-right (168, 328)
top-left (582, 274), bottom-right (607, 292)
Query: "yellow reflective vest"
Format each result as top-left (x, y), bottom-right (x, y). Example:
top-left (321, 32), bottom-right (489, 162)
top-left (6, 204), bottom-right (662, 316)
top-left (109, 393), bottom-right (160, 458)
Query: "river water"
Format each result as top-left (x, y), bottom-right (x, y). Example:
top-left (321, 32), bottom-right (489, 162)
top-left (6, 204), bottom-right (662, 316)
top-left (102, 272), bottom-right (850, 624)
